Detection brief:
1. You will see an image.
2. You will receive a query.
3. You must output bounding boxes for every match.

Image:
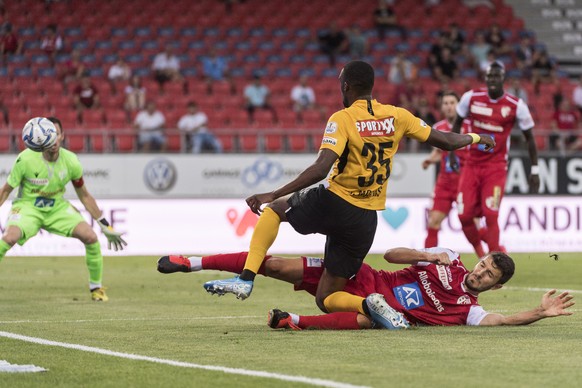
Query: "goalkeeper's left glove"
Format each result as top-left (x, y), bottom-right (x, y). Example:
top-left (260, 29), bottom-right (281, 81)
top-left (98, 218), bottom-right (127, 251)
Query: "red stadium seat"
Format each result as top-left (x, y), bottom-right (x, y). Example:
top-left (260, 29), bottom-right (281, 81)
top-left (239, 133), bottom-right (259, 152)
top-left (288, 134), bottom-right (308, 152)
top-left (0, 132), bottom-right (12, 152)
top-left (65, 134), bottom-right (87, 152)
top-left (264, 133), bottom-right (284, 152)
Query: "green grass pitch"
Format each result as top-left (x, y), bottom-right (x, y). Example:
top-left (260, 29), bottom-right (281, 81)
top-left (0, 253), bottom-right (580, 388)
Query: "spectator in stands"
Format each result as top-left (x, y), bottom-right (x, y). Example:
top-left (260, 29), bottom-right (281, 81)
top-left (388, 51), bottom-right (417, 85)
top-left (478, 49), bottom-right (497, 76)
top-left (445, 23), bottom-right (465, 55)
top-left (431, 47), bottom-right (458, 82)
top-left (290, 75), bottom-right (326, 122)
top-left (73, 75), bottom-right (100, 118)
top-left (531, 51), bottom-right (556, 94)
top-left (550, 98), bottom-right (580, 154)
top-left (469, 31), bottom-right (491, 71)
top-left (178, 101), bottom-right (222, 154)
top-left (573, 75), bottom-right (582, 116)
top-left (485, 23), bottom-right (510, 56)
top-left (124, 75), bottom-right (146, 121)
top-left (393, 78), bottom-right (423, 112)
top-left (427, 33), bottom-right (450, 75)
top-left (0, 23), bottom-right (22, 62)
top-left (515, 36), bottom-right (535, 78)
top-left (317, 22), bottom-right (348, 67)
top-left (507, 77), bottom-right (528, 103)
top-left (202, 48), bottom-right (235, 95)
top-left (373, 0), bottom-right (406, 41)
top-left (108, 57), bottom-right (131, 95)
top-left (347, 25), bottom-right (367, 59)
top-left (434, 79), bottom-right (450, 110)
top-left (134, 101), bottom-right (167, 152)
top-left (40, 23), bottom-right (63, 66)
top-left (0, 92), bottom-right (9, 126)
top-left (415, 97), bottom-right (437, 126)
top-left (152, 46), bottom-right (183, 90)
top-left (244, 74), bottom-right (278, 123)
top-left (59, 49), bottom-right (85, 93)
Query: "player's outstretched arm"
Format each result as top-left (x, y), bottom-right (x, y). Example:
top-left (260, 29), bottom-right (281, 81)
top-left (479, 289), bottom-right (575, 326)
top-left (425, 127), bottom-right (495, 152)
top-left (74, 184), bottom-right (127, 251)
top-left (246, 149), bottom-right (337, 215)
top-left (384, 247), bottom-right (451, 266)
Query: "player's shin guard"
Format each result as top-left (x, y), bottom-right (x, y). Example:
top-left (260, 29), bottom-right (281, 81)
top-left (323, 291), bottom-right (366, 314)
top-left (202, 252), bottom-right (269, 275)
top-left (242, 207), bottom-right (280, 280)
top-left (0, 240), bottom-right (12, 263)
top-left (484, 214), bottom-right (501, 251)
top-left (298, 312), bottom-right (362, 330)
top-left (85, 242), bottom-right (103, 289)
top-left (425, 227), bottom-right (439, 248)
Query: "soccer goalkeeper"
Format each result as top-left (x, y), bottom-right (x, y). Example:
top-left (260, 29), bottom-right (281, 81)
top-left (0, 117), bottom-right (126, 301)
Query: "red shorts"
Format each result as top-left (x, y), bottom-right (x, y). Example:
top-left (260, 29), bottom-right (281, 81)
top-left (294, 257), bottom-right (378, 297)
top-left (457, 163), bottom-right (506, 218)
top-left (431, 174), bottom-right (460, 214)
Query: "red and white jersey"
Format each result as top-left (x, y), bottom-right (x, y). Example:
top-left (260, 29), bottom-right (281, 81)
top-left (457, 88), bottom-right (534, 166)
top-left (432, 119), bottom-right (470, 184)
top-left (375, 247), bottom-right (489, 326)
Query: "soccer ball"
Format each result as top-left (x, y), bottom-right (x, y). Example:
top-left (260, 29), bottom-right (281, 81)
top-left (22, 117), bottom-right (58, 152)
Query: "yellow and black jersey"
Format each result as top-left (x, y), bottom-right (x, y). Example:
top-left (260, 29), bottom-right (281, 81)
top-left (320, 99), bottom-right (431, 210)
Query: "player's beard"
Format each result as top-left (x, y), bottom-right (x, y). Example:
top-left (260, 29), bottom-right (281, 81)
top-left (342, 94), bottom-right (349, 108)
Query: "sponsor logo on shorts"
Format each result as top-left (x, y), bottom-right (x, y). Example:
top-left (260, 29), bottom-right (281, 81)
top-left (306, 257), bottom-right (324, 267)
top-left (393, 282), bottom-right (425, 310)
top-left (321, 137), bottom-right (337, 146)
top-left (457, 295), bottom-right (471, 305)
top-left (34, 197), bottom-right (55, 208)
top-left (8, 214), bottom-right (21, 221)
top-left (325, 121), bottom-right (337, 134)
top-left (485, 186), bottom-right (502, 211)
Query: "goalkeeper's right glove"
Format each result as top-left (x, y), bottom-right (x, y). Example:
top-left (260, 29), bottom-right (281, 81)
top-left (98, 218), bottom-right (127, 251)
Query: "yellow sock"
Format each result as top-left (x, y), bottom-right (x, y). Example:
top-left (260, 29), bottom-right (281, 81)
top-left (243, 207), bottom-right (281, 274)
top-left (323, 291), bottom-right (366, 314)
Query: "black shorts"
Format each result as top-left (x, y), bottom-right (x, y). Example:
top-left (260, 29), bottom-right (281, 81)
top-left (286, 185), bottom-right (378, 279)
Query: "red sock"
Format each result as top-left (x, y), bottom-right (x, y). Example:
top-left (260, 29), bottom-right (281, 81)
top-left (425, 227), bottom-right (439, 248)
top-left (297, 312), bottom-right (362, 330)
top-left (460, 217), bottom-right (485, 257)
top-left (202, 252), bottom-right (268, 275)
top-left (484, 215), bottom-right (501, 251)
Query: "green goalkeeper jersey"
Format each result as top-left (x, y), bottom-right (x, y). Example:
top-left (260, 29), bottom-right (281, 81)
top-left (6, 148), bottom-right (83, 209)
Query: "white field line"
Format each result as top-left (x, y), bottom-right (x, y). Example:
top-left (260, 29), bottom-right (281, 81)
top-left (0, 331), bottom-right (369, 388)
top-left (504, 286), bottom-right (582, 294)
top-left (0, 315), bottom-right (262, 324)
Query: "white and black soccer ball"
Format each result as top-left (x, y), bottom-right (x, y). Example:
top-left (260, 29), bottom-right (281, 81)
top-left (22, 117), bottom-right (58, 152)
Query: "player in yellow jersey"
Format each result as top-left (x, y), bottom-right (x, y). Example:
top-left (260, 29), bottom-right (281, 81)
top-left (165, 61), bottom-right (494, 328)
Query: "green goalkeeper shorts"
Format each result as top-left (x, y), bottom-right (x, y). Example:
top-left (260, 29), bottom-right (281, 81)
top-left (6, 200), bottom-right (86, 245)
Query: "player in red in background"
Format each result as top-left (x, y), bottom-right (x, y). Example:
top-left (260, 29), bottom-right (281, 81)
top-left (157, 248), bottom-right (575, 328)
top-left (449, 62), bottom-right (539, 254)
top-left (422, 92), bottom-right (472, 249)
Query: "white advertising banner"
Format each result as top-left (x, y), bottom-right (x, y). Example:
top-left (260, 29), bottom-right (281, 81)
top-left (0, 154), bottom-right (435, 198)
top-left (2, 197), bottom-right (580, 256)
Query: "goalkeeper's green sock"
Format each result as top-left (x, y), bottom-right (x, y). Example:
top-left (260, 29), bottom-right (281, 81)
top-left (0, 239), bottom-right (12, 264)
top-left (85, 242), bottom-right (103, 290)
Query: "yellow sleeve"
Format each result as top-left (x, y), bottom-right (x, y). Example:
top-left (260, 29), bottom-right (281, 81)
top-left (398, 107), bottom-right (432, 142)
top-left (319, 111), bottom-right (350, 157)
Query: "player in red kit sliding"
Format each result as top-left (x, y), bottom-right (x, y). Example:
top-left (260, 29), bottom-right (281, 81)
top-left (450, 62), bottom-right (539, 254)
top-left (157, 248), bottom-right (574, 328)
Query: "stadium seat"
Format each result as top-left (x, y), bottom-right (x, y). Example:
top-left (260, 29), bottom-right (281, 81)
top-left (264, 133), bottom-right (284, 152)
top-left (288, 134), bottom-right (308, 152)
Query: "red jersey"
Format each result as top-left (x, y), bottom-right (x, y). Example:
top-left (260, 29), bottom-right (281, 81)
top-left (373, 248), bottom-right (487, 326)
top-left (457, 88), bottom-right (534, 166)
top-left (553, 109), bottom-right (578, 131)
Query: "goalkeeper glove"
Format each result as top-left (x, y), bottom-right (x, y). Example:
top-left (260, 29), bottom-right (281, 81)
top-left (98, 218), bottom-right (127, 251)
